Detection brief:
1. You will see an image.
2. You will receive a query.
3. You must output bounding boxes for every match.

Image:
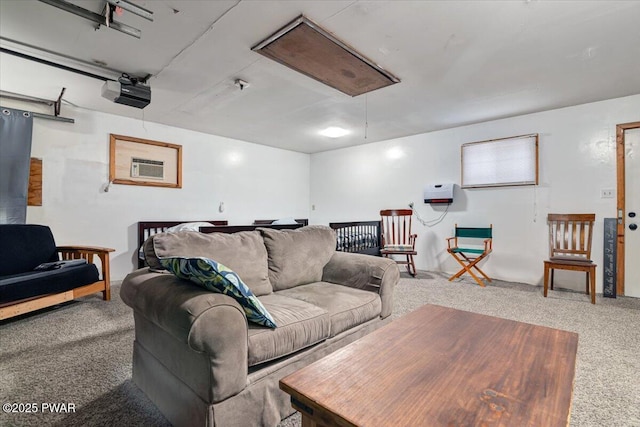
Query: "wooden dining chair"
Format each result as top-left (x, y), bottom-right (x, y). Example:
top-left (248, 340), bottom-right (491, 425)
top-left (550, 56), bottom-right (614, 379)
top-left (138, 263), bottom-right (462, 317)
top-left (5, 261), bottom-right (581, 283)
top-left (446, 224), bottom-right (493, 287)
top-left (380, 209), bottom-right (417, 276)
top-left (543, 213), bottom-right (597, 304)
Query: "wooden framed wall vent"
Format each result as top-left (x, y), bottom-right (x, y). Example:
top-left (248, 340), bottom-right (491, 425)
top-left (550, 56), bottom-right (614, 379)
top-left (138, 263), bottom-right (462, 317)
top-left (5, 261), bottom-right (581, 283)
top-left (109, 134), bottom-right (182, 188)
top-left (252, 15), bottom-right (400, 97)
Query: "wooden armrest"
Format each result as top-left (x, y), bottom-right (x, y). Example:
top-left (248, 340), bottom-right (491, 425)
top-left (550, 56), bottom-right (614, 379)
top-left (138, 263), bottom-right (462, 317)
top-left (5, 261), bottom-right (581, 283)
top-left (57, 245), bottom-right (115, 254)
top-left (57, 246), bottom-right (114, 284)
top-left (446, 237), bottom-right (456, 249)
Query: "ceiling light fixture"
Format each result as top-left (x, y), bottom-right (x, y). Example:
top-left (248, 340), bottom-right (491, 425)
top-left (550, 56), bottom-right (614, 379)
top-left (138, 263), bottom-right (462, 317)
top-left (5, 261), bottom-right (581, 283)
top-left (319, 127), bottom-right (350, 138)
top-left (252, 15), bottom-right (400, 97)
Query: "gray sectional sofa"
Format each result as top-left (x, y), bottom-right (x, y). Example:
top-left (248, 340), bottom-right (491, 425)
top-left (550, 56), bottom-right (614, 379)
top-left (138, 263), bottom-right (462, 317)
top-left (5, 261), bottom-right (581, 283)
top-left (121, 225), bottom-right (399, 427)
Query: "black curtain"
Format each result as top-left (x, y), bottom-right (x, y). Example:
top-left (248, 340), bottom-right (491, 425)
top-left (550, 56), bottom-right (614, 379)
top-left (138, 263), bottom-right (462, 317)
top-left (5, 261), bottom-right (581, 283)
top-left (0, 106), bottom-right (34, 224)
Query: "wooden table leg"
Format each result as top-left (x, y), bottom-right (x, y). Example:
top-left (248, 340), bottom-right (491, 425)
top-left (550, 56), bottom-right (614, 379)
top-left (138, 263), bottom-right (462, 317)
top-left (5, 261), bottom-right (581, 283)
top-left (301, 414), bottom-right (327, 427)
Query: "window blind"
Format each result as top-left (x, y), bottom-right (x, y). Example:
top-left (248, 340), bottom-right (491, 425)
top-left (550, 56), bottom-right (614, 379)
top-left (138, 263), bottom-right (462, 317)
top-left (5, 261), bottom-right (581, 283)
top-left (461, 134), bottom-right (538, 188)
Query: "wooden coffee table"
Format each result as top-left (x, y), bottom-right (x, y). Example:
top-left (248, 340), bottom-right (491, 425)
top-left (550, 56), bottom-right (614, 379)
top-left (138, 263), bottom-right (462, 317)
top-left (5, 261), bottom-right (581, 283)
top-left (280, 304), bottom-right (578, 427)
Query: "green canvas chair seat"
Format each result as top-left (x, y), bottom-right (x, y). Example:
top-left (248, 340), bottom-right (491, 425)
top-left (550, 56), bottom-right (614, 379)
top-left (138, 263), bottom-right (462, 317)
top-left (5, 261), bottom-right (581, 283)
top-left (446, 225), bottom-right (492, 287)
top-left (450, 247), bottom-right (486, 255)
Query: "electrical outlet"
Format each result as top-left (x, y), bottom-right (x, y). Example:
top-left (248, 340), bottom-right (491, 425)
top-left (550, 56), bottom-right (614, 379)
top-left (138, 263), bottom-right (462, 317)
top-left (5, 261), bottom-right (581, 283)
top-left (408, 202), bottom-right (414, 208)
top-left (601, 189), bottom-right (614, 199)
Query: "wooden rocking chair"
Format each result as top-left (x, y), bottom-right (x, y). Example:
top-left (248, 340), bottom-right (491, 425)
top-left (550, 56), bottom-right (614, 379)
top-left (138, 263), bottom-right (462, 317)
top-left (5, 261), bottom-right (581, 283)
top-left (380, 209), bottom-right (417, 276)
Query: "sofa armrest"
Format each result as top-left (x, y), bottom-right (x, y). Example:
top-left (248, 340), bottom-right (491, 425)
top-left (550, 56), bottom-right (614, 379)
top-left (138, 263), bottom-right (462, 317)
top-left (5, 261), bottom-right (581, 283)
top-left (322, 252), bottom-right (399, 318)
top-left (120, 268), bottom-right (249, 399)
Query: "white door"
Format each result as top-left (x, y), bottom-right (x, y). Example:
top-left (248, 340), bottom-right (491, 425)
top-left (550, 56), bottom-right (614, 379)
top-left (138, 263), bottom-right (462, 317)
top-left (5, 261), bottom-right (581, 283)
top-left (625, 127), bottom-right (640, 297)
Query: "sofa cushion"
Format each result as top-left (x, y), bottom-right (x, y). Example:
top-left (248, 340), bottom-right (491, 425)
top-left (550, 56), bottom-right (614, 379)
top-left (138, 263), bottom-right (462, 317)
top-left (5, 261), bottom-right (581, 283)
top-left (160, 256), bottom-right (276, 328)
top-left (145, 230), bottom-right (273, 296)
top-left (259, 226), bottom-right (336, 291)
top-left (278, 282), bottom-right (382, 337)
top-left (247, 293), bottom-right (330, 366)
top-left (0, 224), bottom-right (58, 276)
top-left (0, 264), bottom-right (99, 303)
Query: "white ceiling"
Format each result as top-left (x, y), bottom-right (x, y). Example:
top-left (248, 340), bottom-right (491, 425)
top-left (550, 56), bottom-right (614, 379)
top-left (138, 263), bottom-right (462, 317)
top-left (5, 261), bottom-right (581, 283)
top-left (1, 0), bottom-right (639, 153)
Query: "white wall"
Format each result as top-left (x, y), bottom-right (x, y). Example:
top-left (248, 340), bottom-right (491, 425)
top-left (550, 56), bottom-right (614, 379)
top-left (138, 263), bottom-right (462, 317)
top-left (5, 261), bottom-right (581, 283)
top-left (310, 94), bottom-right (640, 292)
top-left (4, 104), bottom-right (310, 280)
top-left (3, 92), bottom-right (637, 289)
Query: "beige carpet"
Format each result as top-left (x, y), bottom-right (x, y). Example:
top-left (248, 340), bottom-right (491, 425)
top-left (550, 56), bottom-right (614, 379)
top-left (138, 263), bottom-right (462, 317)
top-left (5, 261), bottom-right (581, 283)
top-left (1, 272), bottom-right (639, 426)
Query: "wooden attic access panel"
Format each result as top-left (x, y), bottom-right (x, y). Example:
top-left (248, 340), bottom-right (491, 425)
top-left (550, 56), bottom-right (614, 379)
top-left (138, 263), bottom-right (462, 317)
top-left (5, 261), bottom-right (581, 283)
top-left (252, 15), bottom-right (399, 97)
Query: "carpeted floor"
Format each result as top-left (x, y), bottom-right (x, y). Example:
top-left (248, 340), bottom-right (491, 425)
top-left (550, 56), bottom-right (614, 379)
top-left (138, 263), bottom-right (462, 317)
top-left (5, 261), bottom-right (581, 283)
top-left (1, 272), bottom-right (639, 426)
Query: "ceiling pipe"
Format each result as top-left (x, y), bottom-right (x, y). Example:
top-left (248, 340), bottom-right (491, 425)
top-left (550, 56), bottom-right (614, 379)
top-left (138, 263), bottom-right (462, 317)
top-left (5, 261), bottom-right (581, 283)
top-left (0, 91), bottom-right (75, 123)
top-left (105, 0), bottom-right (153, 21)
top-left (37, 0), bottom-right (143, 39)
top-left (31, 112), bottom-right (75, 123)
top-left (0, 47), bottom-right (112, 81)
top-left (0, 37), bottom-right (150, 83)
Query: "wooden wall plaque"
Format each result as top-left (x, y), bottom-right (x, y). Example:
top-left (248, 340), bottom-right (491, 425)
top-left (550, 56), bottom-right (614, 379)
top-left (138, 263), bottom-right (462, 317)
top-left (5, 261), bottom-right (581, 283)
top-left (28, 157), bottom-right (42, 206)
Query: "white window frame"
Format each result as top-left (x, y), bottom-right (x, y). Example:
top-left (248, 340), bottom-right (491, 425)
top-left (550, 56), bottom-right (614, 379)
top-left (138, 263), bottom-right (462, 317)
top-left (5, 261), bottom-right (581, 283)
top-left (461, 134), bottom-right (539, 188)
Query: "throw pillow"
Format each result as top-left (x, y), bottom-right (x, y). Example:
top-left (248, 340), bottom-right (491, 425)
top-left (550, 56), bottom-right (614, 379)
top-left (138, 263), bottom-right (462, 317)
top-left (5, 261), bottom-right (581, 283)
top-left (271, 217), bottom-right (298, 225)
top-left (259, 225), bottom-right (336, 291)
top-left (165, 222), bottom-right (215, 232)
top-left (145, 230), bottom-right (273, 296)
top-left (160, 256), bottom-right (277, 329)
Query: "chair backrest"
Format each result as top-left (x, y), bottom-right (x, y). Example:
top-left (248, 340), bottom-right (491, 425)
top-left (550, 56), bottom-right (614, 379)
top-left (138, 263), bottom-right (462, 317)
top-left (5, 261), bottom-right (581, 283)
top-left (380, 209), bottom-right (414, 247)
top-left (547, 213), bottom-right (595, 261)
top-left (455, 226), bottom-right (492, 239)
top-left (0, 224), bottom-right (58, 276)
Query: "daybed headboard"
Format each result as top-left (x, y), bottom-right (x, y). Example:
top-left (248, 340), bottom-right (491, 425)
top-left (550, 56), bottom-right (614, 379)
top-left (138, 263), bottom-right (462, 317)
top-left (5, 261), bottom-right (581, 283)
top-left (137, 220), bottom-right (228, 268)
top-left (200, 223), bottom-right (304, 234)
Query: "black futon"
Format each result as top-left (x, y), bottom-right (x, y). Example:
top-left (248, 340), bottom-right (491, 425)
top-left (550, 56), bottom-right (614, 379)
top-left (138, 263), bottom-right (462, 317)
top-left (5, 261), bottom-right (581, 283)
top-left (0, 224), bottom-right (113, 320)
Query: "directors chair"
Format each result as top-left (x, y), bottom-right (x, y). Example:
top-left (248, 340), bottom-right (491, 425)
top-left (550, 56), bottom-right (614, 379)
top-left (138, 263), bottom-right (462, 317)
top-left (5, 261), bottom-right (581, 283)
top-left (380, 209), bottom-right (417, 276)
top-left (544, 213), bottom-right (597, 304)
top-left (446, 224), bottom-right (493, 287)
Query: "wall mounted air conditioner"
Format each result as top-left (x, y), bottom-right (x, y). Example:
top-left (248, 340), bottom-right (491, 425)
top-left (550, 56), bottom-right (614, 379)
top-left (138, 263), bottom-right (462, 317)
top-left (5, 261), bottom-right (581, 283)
top-left (131, 158), bottom-right (164, 180)
top-left (424, 183), bottom-right (454, 204)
